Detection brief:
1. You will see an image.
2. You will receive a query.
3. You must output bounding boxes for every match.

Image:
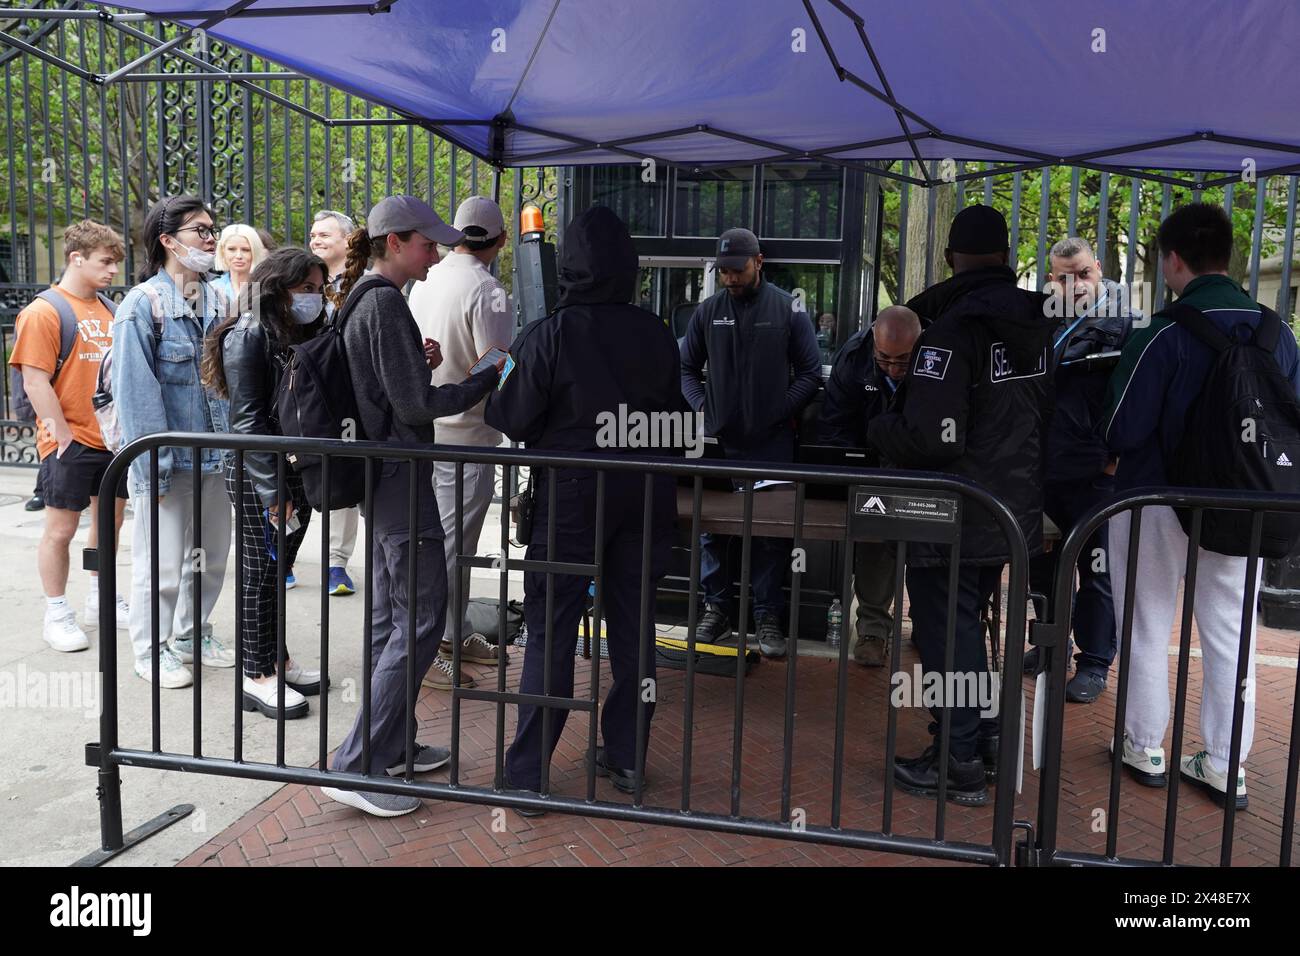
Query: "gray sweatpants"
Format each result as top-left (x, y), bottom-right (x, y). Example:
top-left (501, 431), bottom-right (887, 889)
top-left (331, 461), bottom-right (447, 776)
top-left (435, 460), bottom-right (497, 640)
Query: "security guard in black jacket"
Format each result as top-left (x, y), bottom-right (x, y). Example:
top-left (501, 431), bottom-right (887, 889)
top-left (819, 305), bottom-right (922, 666)
top-left (485, 206), bottom-right (681, 804)
top-left (868, 204), bottom-right (1054, 806)
top-left (680, 227), bottom-right (823, 658)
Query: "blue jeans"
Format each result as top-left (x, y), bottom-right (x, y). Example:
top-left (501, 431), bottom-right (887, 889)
top-left (699, 430), bottom-right (793, 621)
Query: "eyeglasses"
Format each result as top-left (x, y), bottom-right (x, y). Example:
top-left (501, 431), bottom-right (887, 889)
top-left (174, 224), bottom-right (217, 242)
top-left (873, 350), bottom-right (911, 370)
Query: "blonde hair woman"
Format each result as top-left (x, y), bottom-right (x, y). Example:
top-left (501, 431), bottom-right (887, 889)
top-left (213, 223), bottom-right (268, 307)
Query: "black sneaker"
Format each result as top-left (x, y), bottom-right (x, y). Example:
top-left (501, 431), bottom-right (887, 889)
top-left (894, 747), bottom-right (989, 806)
top-left (755, 614), bottom-right (787, 658)
top-left (24, 495), bottom-right (44, 512)
top-left (695, 604), bottom-right (731, 644)
top-left (1066, 668), bottom-right (1107, 704)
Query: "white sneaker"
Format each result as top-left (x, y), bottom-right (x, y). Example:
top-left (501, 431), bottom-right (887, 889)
top-left (84, 592), bottom-right (130, 631)
top-left (1110, 734), bottom-right (1167, 787)
top-left (43, 607), bottom-right (90, 653)
top-left (134, 648), bottom-right (193, 688)
top-left (1181, 751), bottom-right (1248, 810)
top-left (242, 676), bottom-right (309, 719)
top-left (320, 786), bottom-right (421, 817)
top-left (170, 633), bottom-right (236, 668)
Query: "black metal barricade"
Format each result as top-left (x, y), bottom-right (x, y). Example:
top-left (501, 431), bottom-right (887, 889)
top-left (1026, 487), bottom-right (1300, 867)
top-left (83, 431), bottom-right (1032, 866)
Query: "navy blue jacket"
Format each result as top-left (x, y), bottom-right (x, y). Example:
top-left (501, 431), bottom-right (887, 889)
top-left (818, 328), bottom-right (900, 462)
top-left (1104, 274), bottom-right (1300, 492)
top-left (679, 279), bottom-right (822, 451)
top-left (1045, 278), bottom-right (1139, 484)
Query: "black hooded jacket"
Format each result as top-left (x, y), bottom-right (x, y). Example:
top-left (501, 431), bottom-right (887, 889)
top-left (484, 206), bottom-right (684, 459)
top-left (867, 266), bottom-right (1055, 565)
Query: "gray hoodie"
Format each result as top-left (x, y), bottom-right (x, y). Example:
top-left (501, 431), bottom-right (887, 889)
top-left (339, 276), bottom-right (496, 446)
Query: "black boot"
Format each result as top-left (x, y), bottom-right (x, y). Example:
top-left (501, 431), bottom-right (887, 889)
top-left (894, 745), bottom-right (989, 806)
top-left (977, 732), bottom-right (999, 782)
top-left (695, 604), bottom-right (731, 644)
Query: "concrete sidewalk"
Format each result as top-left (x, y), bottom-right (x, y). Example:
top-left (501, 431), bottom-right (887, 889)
top-left (0, 463), bottom-right (525, 866)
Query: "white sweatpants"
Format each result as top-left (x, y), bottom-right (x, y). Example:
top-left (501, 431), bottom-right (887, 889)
top-left (435, 460), bottom-right (497, 637)
top-left (328, 506), bottom-right (358, 569)
top-left (1110, 506), bottom-right (1259, 765)
top-left (128, 471), bottom-right (232, 663)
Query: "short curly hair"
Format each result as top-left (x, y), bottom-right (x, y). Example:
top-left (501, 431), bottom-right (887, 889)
top-left (63, 219), bottom-right (126, 262)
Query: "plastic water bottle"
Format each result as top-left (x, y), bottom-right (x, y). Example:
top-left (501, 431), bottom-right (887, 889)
top-left (827, 598), bottom-right (843, 650)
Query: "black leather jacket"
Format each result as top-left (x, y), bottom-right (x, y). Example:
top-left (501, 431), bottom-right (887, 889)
top-left (221, 313), bottom-right (299, 508)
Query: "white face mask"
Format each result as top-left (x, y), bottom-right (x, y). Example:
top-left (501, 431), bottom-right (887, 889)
top-left (171, 240), bottom-right (215, 273)
top-left (290, 292), bottom-right (323, 325)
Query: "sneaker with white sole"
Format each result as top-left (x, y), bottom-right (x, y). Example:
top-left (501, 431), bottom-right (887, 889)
top-left (438, 632), bottom-right (507, 666)
top-left (1110, 733), bottom-right (1167, 787)
top-left (43, 607), bottom-right (89, 653)
top-left (170, 633), bottom-right (236, 668)
top-left (84, 592), bottom-right (130, 631)
top-left (242, 676), bottom-right (309, 719)
top-left (385, 743), bottom-right (452, 776)
top-left (320, 786), bottom-right (421, 817)
top-left (1180, 750), bottom-right (1248, 810)
top-left (134, 648), bottom-right (193, 688)
top-left (421, 655), bottom-right (476, 691)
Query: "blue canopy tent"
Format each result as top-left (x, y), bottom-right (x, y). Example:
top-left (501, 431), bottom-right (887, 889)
top-left (50, 0), bottom-right (1300, 185)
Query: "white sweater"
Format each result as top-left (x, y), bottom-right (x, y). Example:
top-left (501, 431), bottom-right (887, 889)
top-left (408, 251), bottom-right (514, 447)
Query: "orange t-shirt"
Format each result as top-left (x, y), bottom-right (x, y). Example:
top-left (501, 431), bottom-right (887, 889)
top-left (9, 287), bottom-right (115, 459)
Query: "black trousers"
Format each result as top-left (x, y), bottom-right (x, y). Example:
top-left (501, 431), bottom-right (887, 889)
top-left (904, 562), bottom-right (1002, 761)
top-left (505, 470), bottom-right (675, 790)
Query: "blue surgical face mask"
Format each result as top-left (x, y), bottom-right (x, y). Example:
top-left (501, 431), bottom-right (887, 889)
top-left (290, 292), bottom-right (322, 325)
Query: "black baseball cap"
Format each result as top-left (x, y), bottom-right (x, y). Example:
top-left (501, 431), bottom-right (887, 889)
top-left (947, 204), bottom-right (1009, 254)
top-left (714, 227), bottom-right (761, 269)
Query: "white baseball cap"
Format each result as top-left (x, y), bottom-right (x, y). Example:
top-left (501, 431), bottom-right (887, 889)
top-left (367, 195), bottom-right (462, 246)
top-left (453, 195), bottom-right (506, 243)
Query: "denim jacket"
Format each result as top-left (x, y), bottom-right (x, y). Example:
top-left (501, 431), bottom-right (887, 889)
top-left (111, 270), bottom-right (230, 496)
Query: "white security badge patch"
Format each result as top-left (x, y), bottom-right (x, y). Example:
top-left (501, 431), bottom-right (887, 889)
top-left (989, 343), bottom-right (1047, 382)
top-left (914, 346), bottom-right (952, 380)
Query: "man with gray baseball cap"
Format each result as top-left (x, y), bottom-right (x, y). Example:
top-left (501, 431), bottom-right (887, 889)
top-left (408, 195), bottom-right (513, 673)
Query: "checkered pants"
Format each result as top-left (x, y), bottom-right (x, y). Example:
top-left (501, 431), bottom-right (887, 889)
top-left (226, 463), bottom-right (310, 678)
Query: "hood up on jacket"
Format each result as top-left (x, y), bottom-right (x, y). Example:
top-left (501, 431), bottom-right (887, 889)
top-left (556, 205), bottom-right (639, 308)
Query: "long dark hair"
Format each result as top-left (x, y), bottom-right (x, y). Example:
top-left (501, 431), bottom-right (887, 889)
top-left (331, 224), bottom-right (414, 308)
top-left (138, 194), bottom-right (214, 283)
top-left (202, 246), bottom-right (327, 399)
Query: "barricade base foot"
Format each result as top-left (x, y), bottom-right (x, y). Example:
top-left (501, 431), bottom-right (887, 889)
top-left (71, 803), bottom-right (194, 868)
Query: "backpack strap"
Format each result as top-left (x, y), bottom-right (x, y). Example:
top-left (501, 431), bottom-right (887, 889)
top-left (334, 274), bottom-right (397, 331)
top-left (96, 291), bottom-right (118, 316)
top-left (1162, 300), bottom-right (1232, 353)
top-left (34, 288), bottom-right (80, 383)
top-left (1252, 304), bottom-right (1283, 353)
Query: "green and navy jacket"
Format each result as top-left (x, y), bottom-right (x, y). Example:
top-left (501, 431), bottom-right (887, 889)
top-left (1102, 274), bottom-right (1300, 492)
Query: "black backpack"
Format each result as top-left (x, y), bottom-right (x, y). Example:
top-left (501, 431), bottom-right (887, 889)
top-left (276, 275), bottom-right (389, 511)
top-left (1166, 301), bottom-right (1300, 558)
top-left (10, 288), bottom-right (116, 421)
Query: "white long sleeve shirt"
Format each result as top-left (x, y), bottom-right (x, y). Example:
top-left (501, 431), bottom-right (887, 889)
top-left (408, 250), bottom-right (514, 447)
